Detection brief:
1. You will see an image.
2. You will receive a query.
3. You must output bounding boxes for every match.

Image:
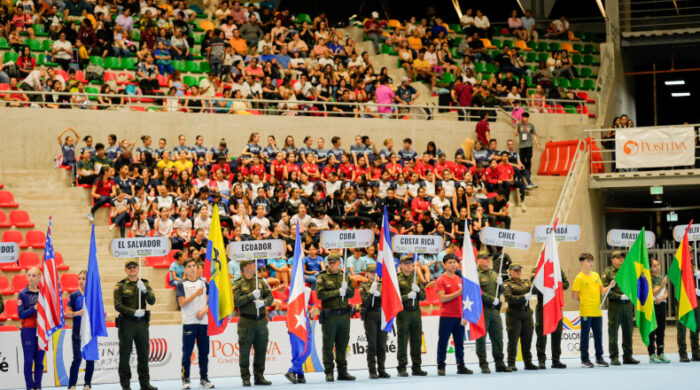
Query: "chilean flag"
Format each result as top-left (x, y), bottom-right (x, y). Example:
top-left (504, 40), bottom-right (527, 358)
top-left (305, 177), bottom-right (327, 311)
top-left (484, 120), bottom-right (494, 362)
top-left (377, 207), bottom-right (403, 332)
top-left (533, 218), bottom-right (565, 335)
top-left (461, 221), bottom-right (486, 340)
top-left (286, 223), bottom-right (312, 372)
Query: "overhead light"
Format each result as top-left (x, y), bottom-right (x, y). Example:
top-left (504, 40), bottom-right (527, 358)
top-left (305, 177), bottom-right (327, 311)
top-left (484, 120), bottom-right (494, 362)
top-left (665, 80), bottom-right (686, 86)
top-left (653, 195), bottom-right (663, 204)
top-left (672, 92), bottom-right (691, 97)
top-left (596, 0), bottom-right (607, 19)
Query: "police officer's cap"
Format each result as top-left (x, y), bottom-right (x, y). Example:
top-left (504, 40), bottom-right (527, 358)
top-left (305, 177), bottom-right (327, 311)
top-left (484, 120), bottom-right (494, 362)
top-left (400, 254), bottom-right (414, 263)
top-left (125, 259), bottom-right (139, 268)
top-left (240, 259), bottom-right (255, 268)
top-left (611, 250), bottom-right (625, 259)
top-left (366, 264), bottom-right (377, 273)
top-left (508, 263), bottom-right (523, 270)
top-left (327, 253), bottom-right (342, 263)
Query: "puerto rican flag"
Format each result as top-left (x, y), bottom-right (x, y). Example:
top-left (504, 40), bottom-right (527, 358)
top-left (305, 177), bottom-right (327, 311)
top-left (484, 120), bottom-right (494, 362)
top-left (377, 207), bottom-right (403, 332)
top-left (37, 217), bottom-right (65, 351)
top-left (533, 218), bottom-right (565, 335)
top-left (287, 222), bottom-right (312, 368)
top-left (461, 221), bottom-right (485, 340)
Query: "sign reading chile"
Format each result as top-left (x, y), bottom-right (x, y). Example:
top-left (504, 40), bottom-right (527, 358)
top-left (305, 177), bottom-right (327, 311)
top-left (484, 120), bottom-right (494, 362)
top-left (479, 227), bottom-right (532, 250)
top-left (109, 237), bottom-right (171, 258)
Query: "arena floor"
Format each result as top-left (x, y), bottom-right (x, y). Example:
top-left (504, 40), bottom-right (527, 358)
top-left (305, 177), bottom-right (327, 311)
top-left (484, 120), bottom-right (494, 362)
top-left (44, 353), bottom-right (696, 390)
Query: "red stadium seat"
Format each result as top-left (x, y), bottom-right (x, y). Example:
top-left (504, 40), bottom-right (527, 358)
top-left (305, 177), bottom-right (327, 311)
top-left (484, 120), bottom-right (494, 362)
top-left (105, 321), bottom-right (116, 327)
top-left (19, 252), bottom-right (40, 270)
top-left (2, 230), bottom-right (29, 248)
top-left (75, 71), bottom-right (89, 83)
top-left (0, 325), bottom-right (19, 331)
top-left (420, 285), bottom-right (439, 306)
top-left (165, 272), bottom-right (175, 290)
top-left (157, 74), bottom-right (170, 87)
top-left (60, 273), bottom-right (80, 293)
top-left (11, 274), bottom-right (28, 293)
top-left (55, 252), bottom-right (69, 271)
top-left (9, 210), bottom-right (34, 228)
top-left (0, 260), bottom-right (22, 272)
top-left (348, 289), bottom-right (362, 306)
top-left (25, 230), bottom-right (46, 249)
top-left (0, 210), bottom-right (11, 227)
top-left (62, 297), bottom-right (69, 311)
top-left (2, 299), bottom-right (19, 320)
top-left (0, 191), bottom-right (19, 208)
top-left (0, 275), bottom-right (13, 295)
top-left (131, 106), bottom-right (147, 112)
top-left (104, 71), bottom-right (117, 82)
top-left (145, 255), bottom-right (169, 268)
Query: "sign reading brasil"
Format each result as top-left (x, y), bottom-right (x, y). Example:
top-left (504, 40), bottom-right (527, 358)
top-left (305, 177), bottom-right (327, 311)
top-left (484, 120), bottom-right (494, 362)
top-left (479, 227), bottom-right (532, 249)
top-left (391, 235), bottom-right (444, 254)
top-left (0, 242), bottom-right (19, 263)
top-left (533, 224), bottom-right (581, 243)
top-left (673, 223), bottom-right (700, 242)
top-left (606, 229), bottom-right (656, 248)
top-left (320, 229), bottom-right (374, 249)
top-left (109, 237), bottom-right (171, 258)
top-left (227, 239), bottom-right (285, 260)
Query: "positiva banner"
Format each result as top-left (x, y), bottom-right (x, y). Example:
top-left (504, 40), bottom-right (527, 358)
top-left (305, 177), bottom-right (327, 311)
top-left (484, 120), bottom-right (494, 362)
top-left (615, 126), bottom-right (695, 169)
top-left (0, 311), bottom-right (608, 387)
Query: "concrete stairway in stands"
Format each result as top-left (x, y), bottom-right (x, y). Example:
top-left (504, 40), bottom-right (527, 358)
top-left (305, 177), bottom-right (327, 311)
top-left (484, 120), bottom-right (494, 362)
top-left (0, 167), bottom-right (180, 326)
top-left (507, 174), bottom-right (566, 267)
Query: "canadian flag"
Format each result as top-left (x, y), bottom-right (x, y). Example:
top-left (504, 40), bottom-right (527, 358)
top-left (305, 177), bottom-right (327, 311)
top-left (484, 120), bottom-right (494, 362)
top-left (532, 219), bottom-right (565, 335)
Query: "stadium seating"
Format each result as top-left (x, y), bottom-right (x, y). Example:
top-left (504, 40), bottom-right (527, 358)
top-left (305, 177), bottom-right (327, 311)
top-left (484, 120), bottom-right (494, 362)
top-left (60, 273), bottom-right (80, 293)
top-left (24, 230), bottom-right (46, 249)
top-left (1, 299), bottom-right (19, 321)
top-left (8, 210), bottom-right (34, 228)
top-left (2, 230), bottom-right (28, 248)
top-left (11, 274), bottom-right (28, 293)
top-left (18, 252), bottom-right (40, 270)
top-left (0, 191), bottom-right (19, 208)
top-left (0, 275), bottom-right (13, 295)
top-left (0, 210), bottom-right (10, 227)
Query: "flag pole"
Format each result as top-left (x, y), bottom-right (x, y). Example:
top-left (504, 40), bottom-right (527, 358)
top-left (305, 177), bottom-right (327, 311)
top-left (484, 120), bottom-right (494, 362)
top-left (342, 247), bottom-right (347, 301)
top-left (412, 252), bottom-right (418, 306)
top-left (494, 249), bottom-right (506, 298)
top-left (255, 259), bottom-right (260, 314)
top-left (599, 279), bottom-right (614, 310)
top-left (138, 256), bottom-right (142, 311)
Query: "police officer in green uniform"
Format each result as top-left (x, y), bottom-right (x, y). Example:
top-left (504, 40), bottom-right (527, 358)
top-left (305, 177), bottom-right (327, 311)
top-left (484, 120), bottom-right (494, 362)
top-left (602, 251), bottom-right (640, 365)
top-left (396, 254), bottom-right (427, 377)
top-left (114, 260), bottom-right (157, 390)
top-left (232, 260), bottom-right (274, 386)
top-left (316, 253), bottom-right (356, 382)
top-left (531, 265), bottom-right (569, 369)
top-left (360, 264), bottom-right (391, 379)
top-left (677, 256), bottom-right (700, 362)
top-left (503, 263), bottom-right (538, 371)
top-left (475, 253), bottom-right (508, 374)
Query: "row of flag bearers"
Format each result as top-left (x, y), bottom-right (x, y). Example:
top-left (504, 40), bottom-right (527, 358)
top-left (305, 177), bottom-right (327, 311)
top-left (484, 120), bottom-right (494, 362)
top-left (12, 211), bottom-right (700, 390)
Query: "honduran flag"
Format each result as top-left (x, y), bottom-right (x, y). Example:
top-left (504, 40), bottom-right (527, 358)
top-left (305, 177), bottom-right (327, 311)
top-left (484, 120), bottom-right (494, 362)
top-left (461, 221), bottom-right (485, 340)
top-left (80, 225), bottom-right (107, 360)
top-left (286, 222), bottom-right (312, 374)
top-left (377, 207), bottom-right (403, 332)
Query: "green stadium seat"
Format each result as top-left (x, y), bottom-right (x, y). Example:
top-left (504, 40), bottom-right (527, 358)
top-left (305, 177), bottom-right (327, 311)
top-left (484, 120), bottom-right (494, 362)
top-left (582, 55), bottom-right (595, 65)
top-left (549, 42), bottom-right (561, 52)
top-left (191, 47), bottom-right (203, 60)
top-left (579, 67), bottom-right (593, 78)
top-left (527, 41), bottom-right (537, 50)
top-left (564, 105), bottom-right (577, 114)
top-left (453, 37), bottom-right (463, 46)
top-left (193, 33), bottom-right (204, 44)
top-left (491, 39), bottom-right (503, 49)
top-left (573, 43), bottom-right (584, 53)
top-left (380, 44), bottom-right (397, 55)
top-left (524, 75), bottom-right (534, 87)
top-left (0, 37), bottom-right (9, 49)
top-left (4, 52), bottom-right (18, 62)
top-left (450, 47), bottom-right (462, 59)
top-left (583, 79), bottom-right (596, 90)
top-left (199, 61), bottom-right (210, 73)
top-left (33, 24), bottom-right (48, 37)
top-left (502, 39), bottom-right (513, 48)
top-left (90, 56), bottom-right (104, 67)
top-left (558, 78), bottom-right (571, 89)
top-left (184, 60), bottom-right (200, 72)
top-left (183, 75), bottom-right (197, 87)
top-left (105, 57), bottom-right (121, 69)
top-left (438, 72), bottom-right (455, 85)
top-left (449, 24), bottom-right (463, 33)
top-left (131, 29), bottom-right (141, 41)
top-left (572, 54), bottom-right (583, 65)
top-left (570, 78), bottom-right (583, 90)
top-left (536, 42), bottom-right (549, 52)
top-left (172, 60), bottom-right (185, 71)
top-left (584, 44), bottom-right (598, 54)
top-left (538, 53), bottom-right (549, 63)
top-left (551, 77), bottom-right (559, 88)
top-left (26, 39), bottom-right (41, 51)
top-left (122, 57), bottom-right (136, 70)
top-left (85, 86), bottom-right (99, 100)
top-left (474, 62), bottom-right (486, 74)
top-left (485, 63), bottom-right (498, 74)
top-left (42, 39), bottom-right (54, 51)
top-left (295, 13), bottom-right (312, 25)
top-left (526, 52), bottom-right (538, 62)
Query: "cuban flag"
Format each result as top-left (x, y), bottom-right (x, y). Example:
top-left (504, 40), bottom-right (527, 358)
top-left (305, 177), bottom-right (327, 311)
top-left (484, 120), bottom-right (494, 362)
top-left (286, 223), bottom-right (312, 374)
top-left (461, 221), bottom-right (486, 340)
top-left (37, 217), bottom-right (65, 351)
top-left (533, 218), bottom-right (565, 335)
top-left (81, 224), bottom-right (107, 360)
top-left (377, 207), bottom-right (403, 332)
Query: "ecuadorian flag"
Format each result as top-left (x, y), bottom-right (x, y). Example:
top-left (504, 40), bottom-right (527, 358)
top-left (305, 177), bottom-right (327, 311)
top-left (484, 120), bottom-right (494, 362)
top-left (668, 221), bottom-right (698, 332)
top-left (204, 205), bottom-right (234, 336)
top-left (614, 227), bottom-right (657, 346)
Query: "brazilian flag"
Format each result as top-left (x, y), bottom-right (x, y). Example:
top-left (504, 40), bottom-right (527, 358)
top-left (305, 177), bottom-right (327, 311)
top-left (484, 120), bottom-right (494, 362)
top-left (614, 227), bottom-right (657, 346)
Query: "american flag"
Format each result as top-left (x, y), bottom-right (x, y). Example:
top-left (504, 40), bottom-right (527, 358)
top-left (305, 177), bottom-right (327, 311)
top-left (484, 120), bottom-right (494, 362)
top-left (37, 217), bottom-right (65, 351)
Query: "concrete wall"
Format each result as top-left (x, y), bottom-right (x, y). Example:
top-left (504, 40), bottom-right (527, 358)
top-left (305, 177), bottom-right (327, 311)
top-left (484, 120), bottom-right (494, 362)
top-left (0, 108), bottom-right (590, 170)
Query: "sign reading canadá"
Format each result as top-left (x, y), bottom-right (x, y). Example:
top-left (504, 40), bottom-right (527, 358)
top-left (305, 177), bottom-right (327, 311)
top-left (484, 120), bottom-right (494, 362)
top-left (534, 224), bottom-right (581, 243)
top-left (109, 237), bottom-right (171, 258)
top-left (228, 239), bottom-right (285, 260)
top-left (321, 229), bottom-right (374, 249)
top-left (480, 227), bottom-right (532, 249)
top-left (391, 235), bottom-right (444, 254)
top-left (0, 242), bottom-right (19, 263)
top-left (606, 229), bottom-right (656, 248)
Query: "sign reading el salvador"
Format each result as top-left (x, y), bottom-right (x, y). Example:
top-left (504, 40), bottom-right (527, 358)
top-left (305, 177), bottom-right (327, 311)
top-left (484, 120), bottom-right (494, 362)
top-left (0, 241), bottom-right (19, 263)
top-left (615, 126), bottom-right (694, 169)
top-left (480, 227), bottom-right (532, 249)
top-left (534, 224), bottom-right (581, 243)
top-left (320, 229), bottom-right (374, 249)
top-left (391, 235), bottom-right (444, 254)
top-left (109, 237), bottom-right (170, 258)
top-left (673, 223), bottom-right (700, 242)
top-left (606, 229), bottom-right (656, 248)
top-left (228, 239), bottom-right (285, 260)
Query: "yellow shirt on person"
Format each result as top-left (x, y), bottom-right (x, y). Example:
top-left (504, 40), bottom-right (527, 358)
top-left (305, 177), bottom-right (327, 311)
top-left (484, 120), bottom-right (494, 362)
top-left (572, 271), bottom-right (603, 317)
top-left (157, 159), bottom-right (175, 172)
top-left (412, 58), bottom-right (430, 70)
top-left (174, 159), bottom-right (193, 174)
top-left (407, 36), bottom-right (423, 51)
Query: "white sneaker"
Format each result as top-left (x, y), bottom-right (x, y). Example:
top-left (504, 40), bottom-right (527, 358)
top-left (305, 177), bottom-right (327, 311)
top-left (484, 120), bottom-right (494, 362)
top-left (68, 386), bottom-right (76, 390)
top-left (108, 224), bottom-right (115, 231)
top-left (87, 213), bottom-right (94, 222)
top-left (520, 203), bottom-right (527, 211)
top-left (83, 386), bottom-right (91, 390)
top-left (182, 379), bottom-right (191, 389)
top-left (200, 379), bottom-right (215, 388)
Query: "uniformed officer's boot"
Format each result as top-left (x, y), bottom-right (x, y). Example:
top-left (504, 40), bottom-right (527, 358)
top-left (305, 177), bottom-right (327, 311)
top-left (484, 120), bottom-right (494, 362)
top-left (610, 357), bottom-right (621, 366)
top-left (552, 360), bottom-right (567, 369)
top-left (692, 355), bottom-right (700, 361)
top-left (120, 381), bottom-right (131, 390)
top-left (325, 372), bottom-right (334, 382)
top-left (241, 378), bottom-right (252, 387)
top-left (538, 360), bottom-right (547, 369)
top-left (411, 367), bottom-right (428, 376)
top-left (523, 361), bottom-right (539, 370)
top-left (679, 353), bottom-right (690, 363)
top-left (506, 362), bottom-right (518, 372)
top-left (337, 371), bottom-right (356, 381)
top-left (495, 362), bottom-right (509, 373)
top-left (437, 365), bottom-right (446, 376)
top-left (254, 375), bottom-right (272, 385)
top-left (480, 364), bottom-right (491, 374)
top-left (377, 366), bottom-right (391, 378)
top-left (369, 367), bottom-right (379, 379)
top-left (456, 364), bottom-right (473, 374)
top-left (283, 372), bottom-right (297, 384)
top-left (296, 375), bottom-right (306, 384)
top-left (623, 357), bottom-right (640, 365)
top-left (397, 368), bottom-right (409, 377)
top-left (139, 382), bottom-right (158, 390)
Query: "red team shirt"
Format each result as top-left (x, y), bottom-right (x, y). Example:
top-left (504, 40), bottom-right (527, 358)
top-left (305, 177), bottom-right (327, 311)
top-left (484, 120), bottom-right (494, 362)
top-left (497, 162), bottom-right (514, 181)
top-left (436, 274), bottom-right (463, 318)
top-left (271, 160), bottom-right (286, 180)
